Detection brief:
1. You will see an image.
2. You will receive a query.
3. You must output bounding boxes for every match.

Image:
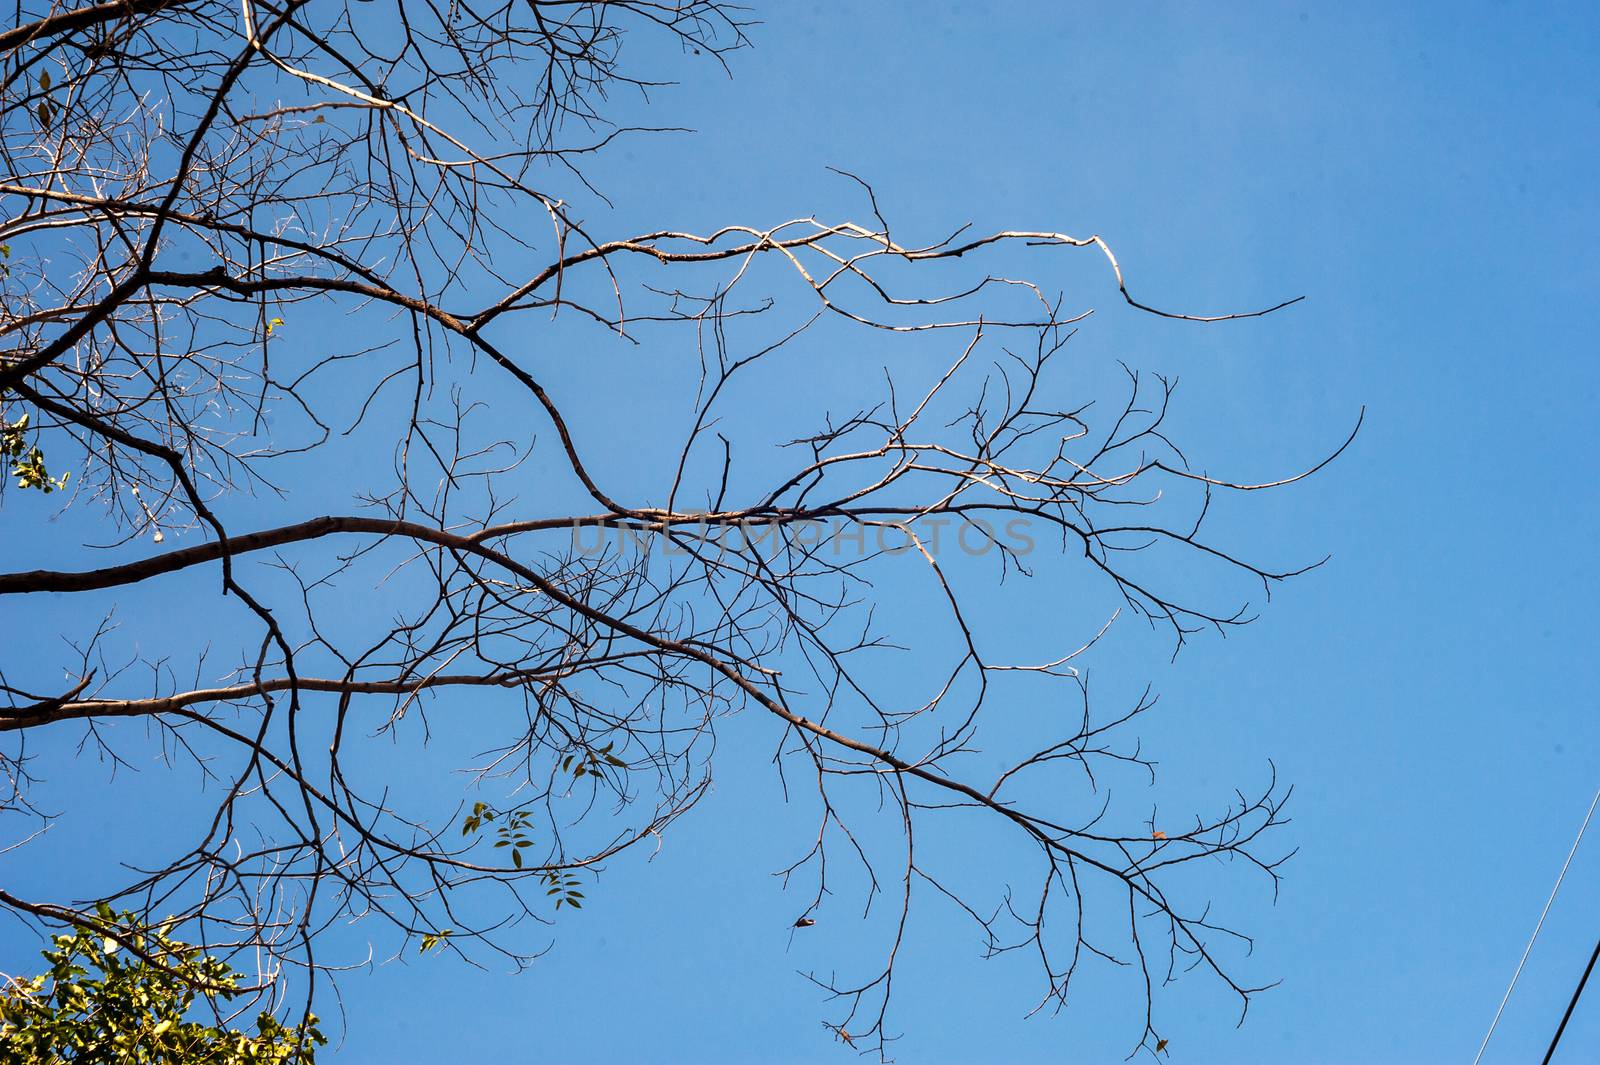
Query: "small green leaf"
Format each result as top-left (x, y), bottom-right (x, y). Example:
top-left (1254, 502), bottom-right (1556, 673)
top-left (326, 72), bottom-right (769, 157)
top-left (39, 71), bottom-right (50, 91)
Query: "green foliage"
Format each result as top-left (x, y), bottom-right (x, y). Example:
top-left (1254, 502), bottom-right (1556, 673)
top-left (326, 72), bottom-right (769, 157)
top-left (0, 910), bottom-right (324, 1064)
top-left (2, 405), bottom-right (68, 495)
top-left (541, 871), bottom-right (584, 911)
top-left (2, 243), bottom-right (68, 495)
top-left (460, 801), bottom-right (537, 869)
top-left (561, 741), bottom-right (625, 781)
top-left (458, 802), bottom-right (583, 906)
top-left (416, 930), bottom-right (453, 955)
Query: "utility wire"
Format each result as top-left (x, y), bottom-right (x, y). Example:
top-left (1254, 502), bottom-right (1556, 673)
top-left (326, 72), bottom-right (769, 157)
top-left (1540, 937), bottom-right (1599, 1065)
top-left (1471, 784), bottom-right (1600, 1065)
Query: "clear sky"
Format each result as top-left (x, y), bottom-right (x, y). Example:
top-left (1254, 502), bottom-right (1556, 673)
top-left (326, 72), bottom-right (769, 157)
top-left (5, 1), bottom-right (1599, 1063)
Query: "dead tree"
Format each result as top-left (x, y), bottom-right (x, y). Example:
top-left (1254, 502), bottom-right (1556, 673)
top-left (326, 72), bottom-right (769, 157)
top-left (0, 1), bottom-right (1351, 1056)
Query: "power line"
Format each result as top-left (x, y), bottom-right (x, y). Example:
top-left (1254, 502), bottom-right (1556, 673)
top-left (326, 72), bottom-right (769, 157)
top-left (1540, 937), bottom-right (1599, 1065)
top-left (1471, 784), bottom-right (1600, 1065)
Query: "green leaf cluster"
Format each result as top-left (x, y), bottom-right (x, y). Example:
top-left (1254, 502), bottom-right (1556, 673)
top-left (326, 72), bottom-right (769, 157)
top-left (0, 909), bottom-right (324, 1064)
top-left (561, 740), bottom-right (626, 780)
top-left (2, 407), bottom-right (68, 494)
top-left (416, 930), bottom-right (453, 955)
top-left (541, 871), bottom-right (584, 911)
top-left (459, 797), bottom-right (593, 908)
top-left (461, 802), bottom-right (536, 869)
top-left (2, 243), bottom-right (69, 495)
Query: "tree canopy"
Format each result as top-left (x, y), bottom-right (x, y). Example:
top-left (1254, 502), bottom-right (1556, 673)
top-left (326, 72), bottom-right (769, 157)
top-left (1, 911), bottom-right (323, 1064)
top-left (0, 0), bottom-right (1347, 1056)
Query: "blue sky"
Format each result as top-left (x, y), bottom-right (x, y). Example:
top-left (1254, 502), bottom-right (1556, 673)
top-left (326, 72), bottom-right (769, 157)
top-left (5, 1), bottom-right (1599, 1062)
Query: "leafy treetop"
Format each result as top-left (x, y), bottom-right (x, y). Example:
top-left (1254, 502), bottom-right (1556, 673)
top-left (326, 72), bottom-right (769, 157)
top-left (0, 910), bottom-right (322, 1064)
